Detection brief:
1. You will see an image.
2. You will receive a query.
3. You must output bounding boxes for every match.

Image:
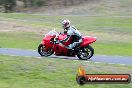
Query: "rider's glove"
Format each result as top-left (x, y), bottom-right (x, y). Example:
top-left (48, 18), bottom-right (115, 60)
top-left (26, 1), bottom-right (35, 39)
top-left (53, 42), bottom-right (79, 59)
top-left (60, 40), bottom-right (64, 43)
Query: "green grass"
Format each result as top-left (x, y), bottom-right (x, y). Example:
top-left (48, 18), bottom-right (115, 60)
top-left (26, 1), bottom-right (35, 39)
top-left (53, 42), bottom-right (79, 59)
top-left (0, 55), bottom-right (132, 88)
top-left (0, 13), bottom-right (132, 56)
top-left (0, 13), bottom-right (132, 32)
top-left (0, 32), bottom-right (41, 49)
top-left (93, 42), bottom-right (132, 56)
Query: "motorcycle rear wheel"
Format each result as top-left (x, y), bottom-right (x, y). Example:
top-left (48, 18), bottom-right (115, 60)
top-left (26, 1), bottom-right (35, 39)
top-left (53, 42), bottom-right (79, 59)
top-left (38, 44), bottom-right (53, 57)
top-left (77, 45), bottom-right (94, 60)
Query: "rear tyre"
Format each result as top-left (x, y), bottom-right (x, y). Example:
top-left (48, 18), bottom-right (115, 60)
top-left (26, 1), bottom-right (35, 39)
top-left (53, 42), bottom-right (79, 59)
top-left (38, 44), bottom-right (53, 57)
top-left (77, 45), bottom-right (94, 60)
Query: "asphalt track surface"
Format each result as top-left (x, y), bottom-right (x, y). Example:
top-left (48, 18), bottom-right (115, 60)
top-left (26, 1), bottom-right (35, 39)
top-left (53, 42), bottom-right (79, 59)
top-left (0, 48), bottom-right (132, 65)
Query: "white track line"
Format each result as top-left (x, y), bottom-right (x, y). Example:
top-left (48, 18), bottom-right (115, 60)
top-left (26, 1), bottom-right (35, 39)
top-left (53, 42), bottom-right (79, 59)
top-left (94, 62), bottom-right (101, 64)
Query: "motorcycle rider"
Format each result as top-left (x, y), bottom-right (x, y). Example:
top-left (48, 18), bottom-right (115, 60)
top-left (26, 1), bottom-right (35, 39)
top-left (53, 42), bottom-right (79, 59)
top-left (60, 19), bottom-right (83, 50)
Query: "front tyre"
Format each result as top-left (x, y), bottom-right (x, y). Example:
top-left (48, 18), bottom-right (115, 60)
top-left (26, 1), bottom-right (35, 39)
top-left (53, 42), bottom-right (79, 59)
top-left (38, 44), bottom-right (53, 57)
top-left (77, 45), bottom-right (94, 60)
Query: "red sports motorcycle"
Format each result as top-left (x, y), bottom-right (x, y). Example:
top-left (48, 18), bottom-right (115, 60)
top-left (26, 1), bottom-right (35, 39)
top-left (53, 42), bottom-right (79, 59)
top-left (38, 30), bottom-right (96, 60)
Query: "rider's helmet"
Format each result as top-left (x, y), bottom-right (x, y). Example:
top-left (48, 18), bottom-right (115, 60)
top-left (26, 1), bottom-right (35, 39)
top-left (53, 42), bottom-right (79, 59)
top-left (62, 19), bottom-right (71, 29)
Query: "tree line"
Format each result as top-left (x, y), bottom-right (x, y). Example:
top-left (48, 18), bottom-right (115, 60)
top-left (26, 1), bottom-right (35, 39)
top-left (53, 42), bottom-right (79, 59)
top-left (0, 0), bottom-right (89, 13)
top-left (0, 0), bottom-right (16, 13)
top-left (0, 0), bottom-right (46, 12)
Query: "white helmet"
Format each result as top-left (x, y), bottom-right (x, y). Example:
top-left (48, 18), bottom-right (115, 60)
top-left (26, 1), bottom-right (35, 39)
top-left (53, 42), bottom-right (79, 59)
top-left (62, 19), bottom-right (71, 29)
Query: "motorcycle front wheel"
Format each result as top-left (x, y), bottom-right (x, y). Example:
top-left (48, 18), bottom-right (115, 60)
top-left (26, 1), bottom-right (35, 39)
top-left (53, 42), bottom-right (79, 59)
top-left (38, 44), bottom-right (54, 57)
top-left (77, 45), bottom-right (94, 60)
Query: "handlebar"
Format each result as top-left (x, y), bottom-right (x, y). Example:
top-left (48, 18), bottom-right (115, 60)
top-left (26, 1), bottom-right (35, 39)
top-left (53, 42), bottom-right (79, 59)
top-left (50, 37), bottom-right (59, 44)
top-left (50, 37), bottom-right (66, 48)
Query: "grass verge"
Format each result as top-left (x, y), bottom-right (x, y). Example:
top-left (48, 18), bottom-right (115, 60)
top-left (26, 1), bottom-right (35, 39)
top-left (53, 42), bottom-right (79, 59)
top-left (0, 55), bottom-right (132, 88)
top-left (0, 32), bottom-right (41, 49)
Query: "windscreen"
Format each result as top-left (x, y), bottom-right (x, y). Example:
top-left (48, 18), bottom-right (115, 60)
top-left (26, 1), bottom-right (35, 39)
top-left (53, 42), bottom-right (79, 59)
top-left (45, 30), bottom-right (59, 36)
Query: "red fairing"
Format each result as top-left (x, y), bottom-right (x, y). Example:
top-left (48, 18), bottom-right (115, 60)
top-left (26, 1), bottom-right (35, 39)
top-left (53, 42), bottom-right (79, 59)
top-left (41, 35), bottom-right (53, 49)
top-left (58, 34), bottom-right (72, 46)
top-left (53, 34), bottom-right (72, 55)
top-left (81, 36), bottom-right (96, 46)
